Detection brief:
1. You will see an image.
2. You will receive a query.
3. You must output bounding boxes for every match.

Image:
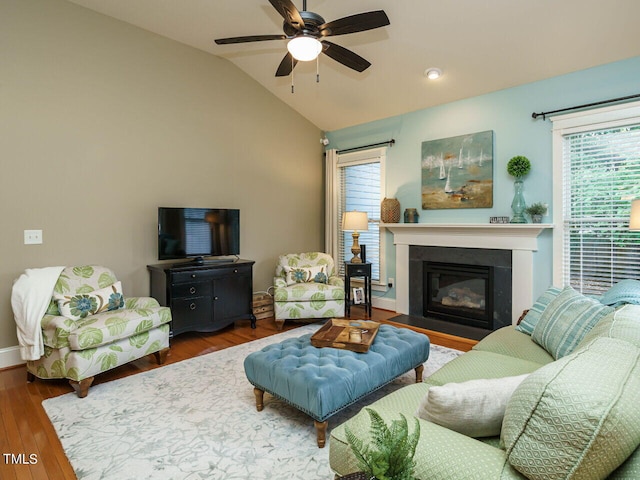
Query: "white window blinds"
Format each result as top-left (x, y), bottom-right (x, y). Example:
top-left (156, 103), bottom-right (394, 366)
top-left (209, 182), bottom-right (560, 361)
top-left (562, 123), bottom-right (640, 295)
top-left (337, 148), bottom-right (384, 281)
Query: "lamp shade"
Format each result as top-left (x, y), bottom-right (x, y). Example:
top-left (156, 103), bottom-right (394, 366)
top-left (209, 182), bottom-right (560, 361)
top-left (630, 199), bottom-right (640, 230)
top-left (287, 36), bottom-right (322, 61)
top-left (342, 211), bottom-right (369, 231)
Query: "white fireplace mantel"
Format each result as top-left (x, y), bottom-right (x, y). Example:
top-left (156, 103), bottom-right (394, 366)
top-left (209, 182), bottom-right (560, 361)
top-left (382, 223), bottom-right (554, 324)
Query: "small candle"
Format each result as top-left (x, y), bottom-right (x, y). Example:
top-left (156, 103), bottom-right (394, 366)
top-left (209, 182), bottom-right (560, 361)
top-left (349, 328), bottom-right (362, 343)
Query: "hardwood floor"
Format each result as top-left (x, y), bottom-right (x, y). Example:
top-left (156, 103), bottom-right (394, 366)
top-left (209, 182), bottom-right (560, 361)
top-left (0, 308), bottom-right (473, 479)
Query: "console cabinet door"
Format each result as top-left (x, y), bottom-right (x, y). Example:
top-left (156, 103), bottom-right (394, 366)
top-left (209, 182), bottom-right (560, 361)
top-left (213, 267), bottom-right (252, 326)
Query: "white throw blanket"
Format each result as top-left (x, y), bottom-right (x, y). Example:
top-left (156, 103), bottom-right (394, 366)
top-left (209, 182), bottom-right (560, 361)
top-left (11, 266), bottom-right (64, 361)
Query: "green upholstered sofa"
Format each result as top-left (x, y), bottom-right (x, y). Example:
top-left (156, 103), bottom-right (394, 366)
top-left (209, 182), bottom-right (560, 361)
top-left (329, 288), bottom-right (640, 479)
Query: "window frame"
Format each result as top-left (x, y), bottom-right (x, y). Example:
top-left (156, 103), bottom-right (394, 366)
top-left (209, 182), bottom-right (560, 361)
top-left (551, 100), bottom-right (640, 287)
top-left (331, 147), bottom-right (387, 288)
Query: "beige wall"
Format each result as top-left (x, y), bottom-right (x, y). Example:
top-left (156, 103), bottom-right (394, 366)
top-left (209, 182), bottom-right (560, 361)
top-left (0, 0), bottom-right (323, 351)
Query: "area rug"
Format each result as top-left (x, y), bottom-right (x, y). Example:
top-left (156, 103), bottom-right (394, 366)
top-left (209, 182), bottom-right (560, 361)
top-left (43, 324), bottom-right (462, 480)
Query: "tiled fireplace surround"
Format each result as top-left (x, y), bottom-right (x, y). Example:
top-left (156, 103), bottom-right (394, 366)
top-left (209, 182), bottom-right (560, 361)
top-left (383, 224), bottom-right (552, 335)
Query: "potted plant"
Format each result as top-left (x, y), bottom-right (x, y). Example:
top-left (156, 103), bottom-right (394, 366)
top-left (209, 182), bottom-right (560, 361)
top-left (525, 202), bottom-right (548, 223)
top-left (344, 408), bottom-right (420, 480)
top-left (506, 155), bottom-right (531, 223)
top-left (506, 155), bottom-right (531, 179)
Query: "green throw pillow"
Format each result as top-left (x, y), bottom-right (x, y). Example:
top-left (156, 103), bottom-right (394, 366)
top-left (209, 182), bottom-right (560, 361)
top-left (577, 303), bottom-right (640, 351)
top-left (501, 337), bottom-right (640, 480)
top-left (531, 285), bottom-right (613, 359)
top-left (598, 279), bottom-right (640, 307)
top-left (515, 285), bottom-right (562, 335)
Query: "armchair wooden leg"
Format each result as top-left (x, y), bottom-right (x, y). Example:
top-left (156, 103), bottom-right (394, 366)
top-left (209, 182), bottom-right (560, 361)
top-left (27, 371), bottom-right (35, 383)
top-left (275, 319), bottom-right (285, 331)
top-left (69, 377), bottom-right (94, 398)
top-left (153, 347), bottom-right (170, 365)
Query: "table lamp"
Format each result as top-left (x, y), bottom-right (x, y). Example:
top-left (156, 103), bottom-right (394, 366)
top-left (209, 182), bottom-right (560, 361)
top-left (630, 199), bottom-right (640, 231)
top-left (342, 211), bottom-right (369, 263)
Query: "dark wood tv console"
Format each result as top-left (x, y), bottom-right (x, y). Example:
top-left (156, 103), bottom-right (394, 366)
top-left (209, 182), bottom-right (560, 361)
top-left (147, 259), bottom-right (256, 337)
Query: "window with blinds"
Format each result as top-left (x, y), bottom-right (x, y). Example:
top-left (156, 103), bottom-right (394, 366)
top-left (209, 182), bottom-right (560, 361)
top-left (562, 123), bottom-right (640, 294)
top-left (337, 155), bottom-right (382, 281)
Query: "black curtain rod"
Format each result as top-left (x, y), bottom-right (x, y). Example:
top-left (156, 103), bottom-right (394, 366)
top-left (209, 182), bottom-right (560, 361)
top-left (337, 139), bottom-right (395, 154)
top-left (532, 93), bottom-right (640, 120)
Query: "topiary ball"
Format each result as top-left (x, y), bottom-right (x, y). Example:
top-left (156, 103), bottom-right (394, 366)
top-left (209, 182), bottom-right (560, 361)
top-left (507, 156), bottom-right (531, 178)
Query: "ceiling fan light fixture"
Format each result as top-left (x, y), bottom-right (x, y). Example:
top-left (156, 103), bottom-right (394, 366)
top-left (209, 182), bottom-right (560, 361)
top-left (424, 67), bottom-right (443, 80)
top-left (287, 35), bottom-right (322, 61)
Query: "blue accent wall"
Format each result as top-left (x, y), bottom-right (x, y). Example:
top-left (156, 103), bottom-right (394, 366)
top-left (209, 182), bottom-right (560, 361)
top-left (326, 56), bottom-right (640, 301)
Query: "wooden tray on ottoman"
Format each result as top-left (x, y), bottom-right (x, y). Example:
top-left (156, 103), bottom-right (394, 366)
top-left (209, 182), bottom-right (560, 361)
top-left (311, 319), bottom-right (380, 353)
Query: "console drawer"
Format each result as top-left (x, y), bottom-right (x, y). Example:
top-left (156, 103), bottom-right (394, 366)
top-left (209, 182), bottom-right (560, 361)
top-left (171, 282), bottom-right (213, 299)
top-left (347, 265), bottom-right (370, 276)
top-left (172, 271), bottom-right (210, 283)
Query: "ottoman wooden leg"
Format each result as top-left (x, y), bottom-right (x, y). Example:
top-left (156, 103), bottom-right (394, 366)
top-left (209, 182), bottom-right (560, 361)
top-left (253, 387), bottom-right (265, 411)
top-left (414, 364), bottom-right (424, 383)
top-left (314, 420), bottom-right (328, 448)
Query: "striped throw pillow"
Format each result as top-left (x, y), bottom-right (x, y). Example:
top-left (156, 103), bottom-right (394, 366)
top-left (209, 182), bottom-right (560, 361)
top-left (532, 286), bottom-right (614, 359)
top-left (515, 286), bottom-right (562, 335)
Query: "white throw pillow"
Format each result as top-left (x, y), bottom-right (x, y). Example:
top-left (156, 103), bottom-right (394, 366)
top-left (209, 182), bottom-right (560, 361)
top-left (415, 374), bottom-right (529, 438)
top-left (283, 265), bottom-right (328, 285)
top-left (54, 281), bottom-right (125, 320)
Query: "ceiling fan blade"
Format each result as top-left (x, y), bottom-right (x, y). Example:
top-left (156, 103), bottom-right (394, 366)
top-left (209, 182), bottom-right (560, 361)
top-left (275, 52), bottom-right (298, 77)
top-left (215, 34), bottom-right (286, 45)
top-left (269, 0), bottom-right (305, 30)
top-left (319, 10), bottom-right (390, 37)
top-left (322, 41), bottom-right (371, 72)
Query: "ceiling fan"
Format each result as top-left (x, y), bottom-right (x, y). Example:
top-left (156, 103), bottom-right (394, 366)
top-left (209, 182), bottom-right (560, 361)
top-left (214, 0), bottom-right (390, 77)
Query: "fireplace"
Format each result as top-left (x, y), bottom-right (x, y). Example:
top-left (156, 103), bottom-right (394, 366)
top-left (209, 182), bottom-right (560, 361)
top-left (424, 262), bottom-right (492, 330)
top-left (408, 245), bottom-right (512, 338)
top-left (381, 223), bottom-right (552, 339)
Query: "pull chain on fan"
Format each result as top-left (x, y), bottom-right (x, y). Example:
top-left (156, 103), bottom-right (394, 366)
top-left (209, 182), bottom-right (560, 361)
top-left (291, 46), bottom-right (320, 94)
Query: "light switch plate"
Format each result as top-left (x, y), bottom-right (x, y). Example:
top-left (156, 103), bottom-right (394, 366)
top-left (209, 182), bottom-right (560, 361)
top-left (24, 230), bottom-right (43, 245)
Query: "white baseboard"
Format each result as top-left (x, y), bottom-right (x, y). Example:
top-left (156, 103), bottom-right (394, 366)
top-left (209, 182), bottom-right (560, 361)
top-left (0, 346), bottom-right (24, 370)
top-left (372, 296), bottom-right (396, 313)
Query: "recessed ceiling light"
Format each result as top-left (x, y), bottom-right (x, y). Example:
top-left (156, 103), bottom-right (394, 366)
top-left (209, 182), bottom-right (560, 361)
top-left (424, 67), bottom-right (443, 80)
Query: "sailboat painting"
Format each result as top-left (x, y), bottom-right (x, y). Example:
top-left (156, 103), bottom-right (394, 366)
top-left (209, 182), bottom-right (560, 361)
top-left (421, 130), bottom-right (494, 209)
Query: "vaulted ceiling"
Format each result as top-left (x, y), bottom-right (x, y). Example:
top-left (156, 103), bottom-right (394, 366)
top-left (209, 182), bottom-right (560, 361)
top-left (67, 0), bottom-right (640, 131)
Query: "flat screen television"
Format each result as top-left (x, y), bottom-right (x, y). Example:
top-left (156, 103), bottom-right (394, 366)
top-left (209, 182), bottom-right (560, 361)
top-left (158, 207), bottom-right (240, 262)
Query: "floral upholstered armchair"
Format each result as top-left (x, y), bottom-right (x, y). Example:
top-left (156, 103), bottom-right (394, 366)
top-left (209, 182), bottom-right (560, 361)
top-left (26, 266), bottom-right (171, 397)
top-left (273, 252), bottom-right (345, 330)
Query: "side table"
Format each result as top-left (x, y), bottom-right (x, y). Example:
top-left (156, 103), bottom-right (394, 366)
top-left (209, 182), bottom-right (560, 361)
top-left (344, 261), bottom-right (372, 318)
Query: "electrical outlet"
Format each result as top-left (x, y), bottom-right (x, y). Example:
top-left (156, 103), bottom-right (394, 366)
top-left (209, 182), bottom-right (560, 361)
top-left (24, 229), bottom-right (43, 245)
top-left (388, 277), bottom-right (394, 288)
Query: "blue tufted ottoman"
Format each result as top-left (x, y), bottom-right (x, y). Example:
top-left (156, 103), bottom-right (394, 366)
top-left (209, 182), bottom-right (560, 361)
top-left (244, 324), bottom-right (430, 447)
